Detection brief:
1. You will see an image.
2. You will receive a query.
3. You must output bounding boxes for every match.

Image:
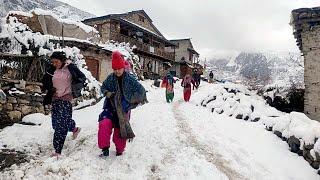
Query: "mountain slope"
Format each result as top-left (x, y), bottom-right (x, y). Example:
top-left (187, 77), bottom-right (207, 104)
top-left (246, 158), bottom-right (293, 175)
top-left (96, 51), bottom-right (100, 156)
top-left (0, 0), bottom-right (95, 20)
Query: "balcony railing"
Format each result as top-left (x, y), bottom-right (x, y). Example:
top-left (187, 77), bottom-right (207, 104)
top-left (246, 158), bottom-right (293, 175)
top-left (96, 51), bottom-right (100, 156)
top-left (110, 32), bottom-right (175, 61)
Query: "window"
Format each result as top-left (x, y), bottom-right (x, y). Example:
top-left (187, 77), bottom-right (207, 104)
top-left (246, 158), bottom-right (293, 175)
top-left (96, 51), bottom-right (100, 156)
top-left (139, 15), bottom-right (145, 22)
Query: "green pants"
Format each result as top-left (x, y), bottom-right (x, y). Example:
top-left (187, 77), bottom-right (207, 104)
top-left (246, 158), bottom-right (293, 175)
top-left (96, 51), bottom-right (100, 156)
top-left (166, 92), bottom-right (174, 103)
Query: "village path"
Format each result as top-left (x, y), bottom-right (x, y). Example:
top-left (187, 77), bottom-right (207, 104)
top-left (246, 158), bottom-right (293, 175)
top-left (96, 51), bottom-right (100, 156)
top-left (0, 81), bottom-right (318, 180)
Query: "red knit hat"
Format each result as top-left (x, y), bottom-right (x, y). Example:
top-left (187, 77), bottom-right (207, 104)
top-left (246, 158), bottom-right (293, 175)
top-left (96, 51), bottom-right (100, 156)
top-left (112, 51), bottom-right (125, 70)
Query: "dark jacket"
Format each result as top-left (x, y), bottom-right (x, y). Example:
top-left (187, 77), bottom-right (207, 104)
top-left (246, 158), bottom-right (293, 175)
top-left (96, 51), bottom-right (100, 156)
top-left (42, 63), bottom-right (86, 105)
top-left (98, 72), bottom-right (147, 127)
top-left (209, 72), bottom-right (214, 78)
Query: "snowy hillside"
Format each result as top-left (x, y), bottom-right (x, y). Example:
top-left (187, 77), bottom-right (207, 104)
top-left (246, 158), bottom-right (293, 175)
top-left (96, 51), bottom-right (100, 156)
top-left (0, 0), bottom-right (95, 20)
top-left (0, 81), bottom-right (319, 179)
top-left (208, 51), bottom-right (304, 89)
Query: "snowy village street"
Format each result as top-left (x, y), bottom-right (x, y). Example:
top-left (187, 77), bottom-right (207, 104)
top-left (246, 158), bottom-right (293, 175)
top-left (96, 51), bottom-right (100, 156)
top-left (0, 81), bottom-right (319, 180)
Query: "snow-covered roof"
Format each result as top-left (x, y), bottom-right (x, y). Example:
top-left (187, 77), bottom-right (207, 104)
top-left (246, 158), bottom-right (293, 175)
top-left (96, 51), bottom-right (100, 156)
top-left (7, 9), bottom-right (98, 34)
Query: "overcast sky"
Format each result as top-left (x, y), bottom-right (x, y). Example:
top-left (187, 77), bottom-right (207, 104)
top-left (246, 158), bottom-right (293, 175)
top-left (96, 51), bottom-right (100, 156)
top-left (59, 0), bottom-right (319, 59)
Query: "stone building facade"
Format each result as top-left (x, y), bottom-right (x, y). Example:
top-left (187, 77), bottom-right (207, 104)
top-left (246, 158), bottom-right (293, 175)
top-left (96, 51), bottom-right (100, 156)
top-left (291, 7), bottom-right (320, 121)
top-left (165, 38), bottom-right (200, 78)
top-left (83, 10), bottom-right (176, 79)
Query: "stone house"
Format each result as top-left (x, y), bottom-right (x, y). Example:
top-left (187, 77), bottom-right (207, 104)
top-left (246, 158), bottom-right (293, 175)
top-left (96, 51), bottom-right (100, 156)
top-left (165, 38), bottom-right (200, 78)
top-left (82, 10), bottom-right (176, 79)
top-left (291, 7), bottom-right (320, 121)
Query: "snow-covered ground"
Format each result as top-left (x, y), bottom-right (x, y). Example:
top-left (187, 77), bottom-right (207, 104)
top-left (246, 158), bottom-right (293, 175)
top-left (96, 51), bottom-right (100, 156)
top-left (0, 81), bottom-right (319, 179)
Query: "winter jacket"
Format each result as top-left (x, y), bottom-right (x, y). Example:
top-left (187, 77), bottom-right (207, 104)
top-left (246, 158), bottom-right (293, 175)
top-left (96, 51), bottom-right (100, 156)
top-left (162, 73), bottom-right (175, 93)
top-left (181, 76), bottom-right (195, 89)
top-left (209, 72), bottom-right (214, 79)
top-left (99, 72), bottom-right (147, 137)
top-left (101, 72), bottom-right (147, 106)
top-left (42, 63), bottom-right (86, 105)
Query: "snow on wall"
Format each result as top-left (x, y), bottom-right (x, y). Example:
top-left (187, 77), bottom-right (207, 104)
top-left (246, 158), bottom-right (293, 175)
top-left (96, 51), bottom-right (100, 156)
top-left (32, 8), bottom-right (98, 34)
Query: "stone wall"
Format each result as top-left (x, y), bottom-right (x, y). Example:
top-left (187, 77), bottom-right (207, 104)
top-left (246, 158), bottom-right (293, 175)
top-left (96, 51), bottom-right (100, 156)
top-left (0, 80), bottom-right (44, 128)
top-left (174, 40), bottom-right (189, 63)
top-left (0, 79), bottom-right (100, 128)
top-left (301, 24), bottom-right (320, 121)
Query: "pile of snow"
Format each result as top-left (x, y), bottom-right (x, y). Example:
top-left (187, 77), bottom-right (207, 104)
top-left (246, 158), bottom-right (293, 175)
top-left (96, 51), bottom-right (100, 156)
top-left (200, 82), bottom-right (282, 121)
top-left (22, 113), bottom-right (48, 125)
top-left (198, 81), bottom-right (320, 170)
top-left (32, 9), bottom-right (98, 34)
top-left (199, 82), bottom-right (320, 146)
top-left (1, 15), bottom-right (53, 55)
top-left (7, 9), bottom-right (98, 34)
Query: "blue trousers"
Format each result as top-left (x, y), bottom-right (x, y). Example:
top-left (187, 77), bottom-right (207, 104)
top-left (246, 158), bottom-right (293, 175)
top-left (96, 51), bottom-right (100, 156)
top-left (51, 100), bottom-right (75, 154)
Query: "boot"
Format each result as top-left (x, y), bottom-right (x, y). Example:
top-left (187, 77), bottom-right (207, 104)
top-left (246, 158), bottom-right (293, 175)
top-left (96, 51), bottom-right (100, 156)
top-left (100, 147), bottom-right (109, 157)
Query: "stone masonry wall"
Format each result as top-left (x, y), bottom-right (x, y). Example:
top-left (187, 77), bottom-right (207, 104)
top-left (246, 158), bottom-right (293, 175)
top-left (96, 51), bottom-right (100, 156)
top-left (0, 79), bottom-right (100, 128)
top-left (301, 24), bottom-right (320, 121)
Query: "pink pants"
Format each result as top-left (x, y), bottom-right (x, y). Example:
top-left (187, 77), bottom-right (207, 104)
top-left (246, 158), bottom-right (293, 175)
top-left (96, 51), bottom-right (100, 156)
top-left (98, 118), bottom-right (127, 153)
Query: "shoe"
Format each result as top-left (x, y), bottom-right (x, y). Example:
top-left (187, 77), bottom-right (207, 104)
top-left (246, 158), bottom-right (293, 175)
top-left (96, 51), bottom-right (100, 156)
top-left (116, 152), bottom-right (123, 156)
top-left (72, 127), bottom-right (81, 140)
top-left (99, 147), bottom-right (109, 157)
top-left (50, 152), bottom-right (61, 159)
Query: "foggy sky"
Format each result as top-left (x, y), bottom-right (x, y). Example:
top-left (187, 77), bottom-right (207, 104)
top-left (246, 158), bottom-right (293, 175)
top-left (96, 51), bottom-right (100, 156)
top-left (59, 0), bottom-right (319, 59)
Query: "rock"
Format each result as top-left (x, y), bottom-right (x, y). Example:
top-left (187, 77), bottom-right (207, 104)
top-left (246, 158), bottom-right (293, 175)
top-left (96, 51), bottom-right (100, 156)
top-left (307, 150), bottom-right (315, 162)
top-left (266, 126), bottom-right (273, 131)
top-left (211, 108), bottom-right (215, 113)
top-left (236, 114), bottom-right (243, 119)
top-left (33, 106), bottom-right (45, 114)
top-left (206, 98), bottom-right (215, 104)
top-left (7, 97), bottom-right (17, 104)
top-left (311, 161), bottom-right (320, 169)
top-left (303, 143), bottom-right (314, 150)
top-left (32, 96), bottom-right (43, 103)
top-left (30, 102), bottom-right (42, 107)
top-left (0, 89), bottom-right (6, 102)
top-left (18, 94), bottom-right (32, 101)
top-left (315, 151), bottom-right (320, 162)
top-left (236, 99), bottom-right (240, 103)
top-left (318, 169), bottom-right (320, 175)
top-left (14, 80), bottom-right (26, 90)
top-left (288, 136), bottom-right (301, 154)
top-left (229, 89), bottom-right (238, 94)
top-left (8, 111), bottom-right (22, 123)
top-left (5, 103), bottom-right (13, 111)
top-left (252, 117), bottom-right (260, 122)
top-left (21, 105), bottom-right (32, 115)
top-left (251, 105), bottom-right (254, 112)
top-left (18, 99), bottom-right (30, 104)
top-left (25, 85), bottom-right (41, 93)
top-left (244, 116), bottom-right (249, 121)
top-left (274, 131), bottom-right (282, 138)
top-left (303, 149), bottom-right (315, 162)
